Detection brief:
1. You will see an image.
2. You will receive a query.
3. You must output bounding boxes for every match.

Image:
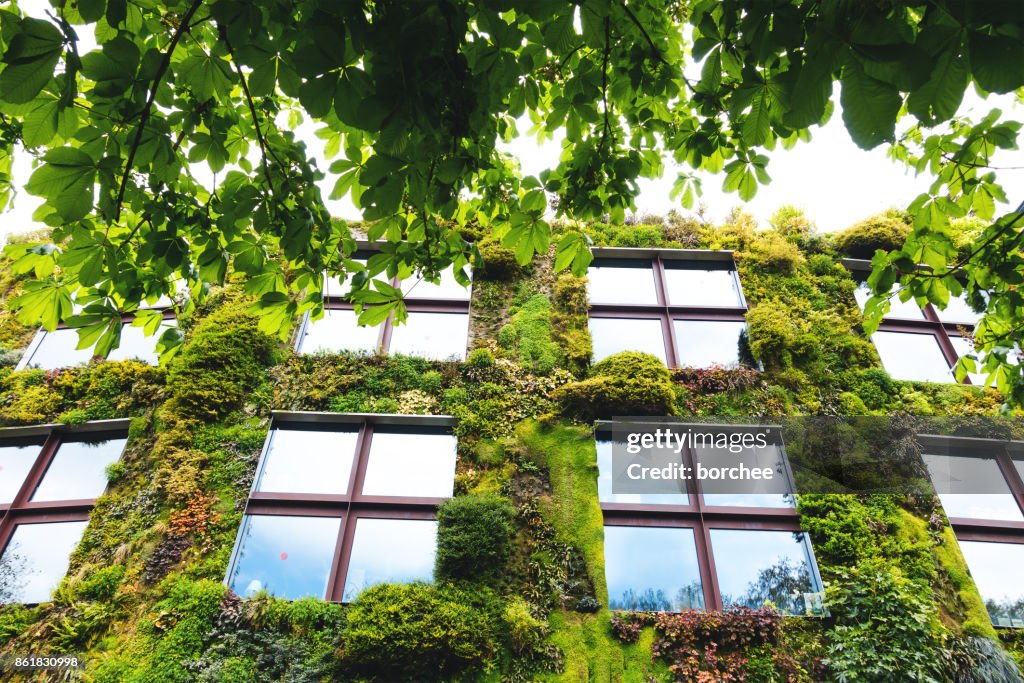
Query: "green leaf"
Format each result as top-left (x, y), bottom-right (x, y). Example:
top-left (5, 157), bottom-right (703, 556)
top-left (722, 160), bottom-right (759, 201)
top-left (25, 147), bottom-right (96, 221)
top-left (968, 32), bottom-right (1024, 94)
top-left (742, 88), bottom-right (772, 147)
top-left (10, 280), bottom-right (73, 331)
top-left (840, 57), bottom-right (900, 149)
top-left (907, 47), bottom-right (968, 126)
top-left (0, 49), bottom-right (60, 105)
top-left (357, 299), bottom-right (398, 327)
top-left (554, 232), bottom-right (593, 275)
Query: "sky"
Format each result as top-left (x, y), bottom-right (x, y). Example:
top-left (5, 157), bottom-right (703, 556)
top-left (1, 2), bottom-right (1022, 242)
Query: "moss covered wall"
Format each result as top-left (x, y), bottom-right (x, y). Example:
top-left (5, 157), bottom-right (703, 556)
top-left (0, 211), bottom-right (1020, 682)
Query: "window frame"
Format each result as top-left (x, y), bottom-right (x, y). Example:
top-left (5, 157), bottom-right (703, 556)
top-left (225, 411), bottom-right (456, 603)
top-left (844, 259), bottom-right (975, 385)
top-left (294, 243), bottom-right (473, 359)
top-left (595, 421), bottom-right (823, 612)
top-left (919, 434), bottom-right (1024, 628)
top-left (587, 248), bottom-right (749, 368)
top-left (0, 419), bottom-right (130, 603)
top-left (15, 309), bottom-right (177, 372)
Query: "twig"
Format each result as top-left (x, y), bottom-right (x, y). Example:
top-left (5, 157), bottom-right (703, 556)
top-left (114, 0), bottom-right (204, 221)
top-left (219, 24), bottom-right (276, 190)
top-left (618, 0), bottom-right (668, 65)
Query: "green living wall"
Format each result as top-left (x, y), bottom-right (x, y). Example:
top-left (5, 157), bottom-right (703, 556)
top-left (0, 208), bottom-right (1021, 682)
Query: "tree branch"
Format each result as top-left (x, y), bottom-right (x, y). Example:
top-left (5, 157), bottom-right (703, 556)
top-left (940, 152), bottom-right (1024, 171)
top-left (219, 24), bottom-right (276, 190)
top-left (114, 0), bottom-right (204, 221)
top-left (618, 1), bottom-right (669, 66)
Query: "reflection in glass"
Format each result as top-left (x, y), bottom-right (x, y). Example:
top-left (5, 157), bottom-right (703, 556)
top-left (0, 442), bottom-right (42, 504)
top-left (298, 309), bottom-right (380, 355)
top-left (696, 442), bottom-right (794, 508)
top-left (0, 521), bottom-right (88, 604)
top-left (256, 428), bottom-right (357, 495)
top-left (604, 525), bottom-right (704, 611)
top-left (362, 431), bottom-right (456, 497)
top-left (595, 440), bottom-right (688, 505)
top-left (922, 454), bottom-right (1024, 521)
top-left (31, 438), bottom-right (126, 502)
top-left (24, 322), bottom-right (174, 370)
top-left (343, 518), bottom-right (437, 601)
top-left (673, 320), bottom-right (747, 368)
top-left (872, 331), bottom-right (952, 383)
top-left (710, 529), bottom-right (818, 614)
top-left (228, 515), bottom-right (340, 600)
top-left (389, 312), bottom-right (468, 361)
top-left (589, 317), bottom-right (666, 363)
top-left (854, 283), bottom-right (926, 320)
top-left (935, 293), bottom-right (983, 326)
top-left (958, 541), bottom-right (1024, 627)
top-left (587, 262), bottom-right (658, 305)
top-left (664, 265), bottom-right (742, 307)
top-left (402, 266), bottom-right (472, 301)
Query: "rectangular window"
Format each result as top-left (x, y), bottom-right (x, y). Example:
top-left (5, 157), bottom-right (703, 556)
top-left (17, 317), bottom-right (176, 371)
top-left (920, 435), bottom-right (1024, 628)
top-left (300, 253), bottom-right (471, 360)
top-left (225, 413), bottom-right (456, 602)
top-left (0, 421), bottom-right (129, 604)
top-left (848, 265), bottom-right (981, 385)
top-left (586, 250), bottom-right (750, 369)
top-left (596, 424), bottom-right (822, 614)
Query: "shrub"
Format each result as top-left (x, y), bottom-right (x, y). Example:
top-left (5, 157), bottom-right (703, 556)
top-left (477, 238), bottom-right (522, 279)
top-left (553, 352), bottom-right (678, 420)
top-left (832, 211), bottom-right (911, 259)
top-left (748, 232), bottom-right (806, 273)
top-left (502, 597), bottom-right (547, 654)
top-left (75, 565), bottom-right (126, 601)
top-left (341, 583), bottom-right (498, 680)
top-left (435, 494), bottom-right (516, 585)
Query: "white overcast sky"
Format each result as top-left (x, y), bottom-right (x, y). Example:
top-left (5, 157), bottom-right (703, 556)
top-left (1, 1), bottom-right (1022, 243)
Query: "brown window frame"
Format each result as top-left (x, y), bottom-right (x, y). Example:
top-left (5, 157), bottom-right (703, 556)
top-left (226, 411), bottom-right (455, 603)
top-left (587, 248), bottom-right (750, 368)
top-left (844, 259), bottom-right (978, 385)
top-left (595, 422), bottom-right (823, 612)
top-left (919, 434), bottom-right (1024, 628)
top-left (15, 309), bottom-right (177, 372)
top-left (294, 244), bottom-right (473, 359)
top-left (0, 419), bottom-right (131, 603)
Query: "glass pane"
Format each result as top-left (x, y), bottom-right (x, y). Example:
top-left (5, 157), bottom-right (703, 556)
top-left (664, 265), bottom-right (742, 307)
top-left (107, 319), bottom-right (176, 364)
top-left (604, 525), bottom-right (704, 611)
top-left (935, 293), bottom-right (983, 326)
top-left (872, 331), bottom-right (952, 383)
top-left (401, 266), bottom-right (472, 301)
top-left (854, 282), bottom-right (926, 320)
top-left (710, 529), bottom-right (818, 614)
top-left (589, 317), bottom-right (666, 364)
top-left (342, 518), bottom-right (437, 601)
top-left (23, 328), bottom-right (95, 370)
top-left (697, 442), bottom-right (795, 508)
top-left (922, 453), bottom-right (1024, 521)
top-left (595, 439), bottom-right (688, 505)
top-left (673, 320), bottom-right (747, 368)
top-left (0, 442), bottom-right (42, 504)
top-left (255, 428), bottom-right (358, 495)
top-left (0, 521), bottom-right (88, 604)
top-left (31, 437), bottom-right (127, 502)
top-left (948, 336), bottom-right (989, 385)
top-left (587, 262), bottom-right (658, 305)
top-left (958, 541), bottom-right (1024, 627)
top-left (389, 312), bottom-right (468, 361)
top-left (228, 515), bottom-right (340, 600)
top-left (361, 431), bottom-right (456, 497)
top-left (298, 309), bottom-right (380, 355)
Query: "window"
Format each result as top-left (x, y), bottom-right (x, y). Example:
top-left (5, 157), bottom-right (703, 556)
top-left (848, 265), bottom-right (982, 384)
top-left (0, 421), bottom-right (129, 604)
top-left (586, 250), bottom-right (750, 368)
top-left (597, 424), bottom-right (822, 614)
top-left (921, 435), bottom-right (1024, 627)
top-left (298, 253), bottom-right (471, 361)
top-left (226, 413), bottom-right (456, 602)
top-left (16, 315), bottom-right (177, 371)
